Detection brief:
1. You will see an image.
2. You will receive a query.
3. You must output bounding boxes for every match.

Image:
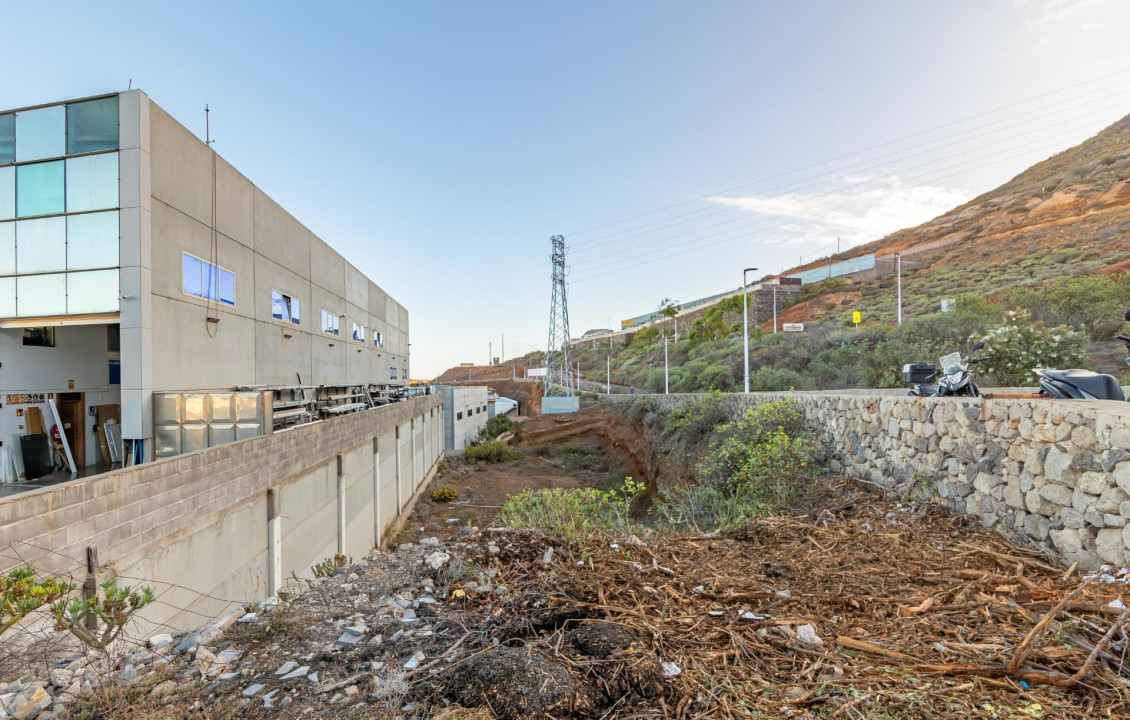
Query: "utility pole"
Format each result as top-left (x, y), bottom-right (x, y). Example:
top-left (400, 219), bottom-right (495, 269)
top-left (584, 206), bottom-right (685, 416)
top-left (501, 334), bottom-right (505, 362)
top-left (664, 335), bottom-right (669, 395)
top-left (896, 252), bottom-right (903, 325)
top-left (606, 354), bottom-right (610, 395)
top-left (772, 284), bottom-right (778, 333)
top-left (742, 267), bottom-right (758, 393)
top-left (489, 341), bottom-right (492, 365)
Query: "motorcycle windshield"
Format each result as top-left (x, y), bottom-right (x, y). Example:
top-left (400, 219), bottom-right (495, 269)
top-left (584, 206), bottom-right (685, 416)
top-left (939, 352), bottom-right (962, 375)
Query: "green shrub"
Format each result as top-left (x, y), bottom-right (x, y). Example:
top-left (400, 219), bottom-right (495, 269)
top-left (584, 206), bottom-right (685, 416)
top-left (1002, 274), bottom-right (1130, 340)
top-left (430, 486), bottom-right (459, 503)
top-left (477, 415), bottom-right (516, 441)
top-left (465, 439), bottom-right (522, 463)
top-left (748, 366), bottom-right (805, 391)
top-left (664, 392), bottom-right (731, 445)
top-left (496, 478), bottom-right (646, 542)
top-left (52, 579), bottom-right (155, 651)
top-left (557, 442), bottom-right (603, 470)
top-left (978, 310), bottom-right (1091, 385)
top-left (651, 481), bottom-right (770, 532)
top-left (1, 567), bottom-right (73, 636)
top-left (623, 397), bottom-right (664, 429)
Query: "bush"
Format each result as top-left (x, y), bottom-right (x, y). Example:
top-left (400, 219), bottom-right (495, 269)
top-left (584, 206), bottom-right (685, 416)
top-left (651, 481), bottom-right (770, 532)
top-left (465, 440), bottom-right (522, 463)
top-left (496, 478), bottom-right (645, 543)
top-left (748, 366), bottom-right (805, 391)
top-left (477, 415), bottom-right (516, 442)
top-left (430, 487), bottom-right (459, 503)
top-left (1002, 274), bottom-right (1130, 340)
top-left (697, 398), bottom-right (813, 503)
top-left (664, 392), bottom-right (731, 446)
top-left (978, 309), bottom-right (1091, 385)
top-left (1, 567), bottom-right (73, 637)
top-left (557, 442), bottom-right (603, 471)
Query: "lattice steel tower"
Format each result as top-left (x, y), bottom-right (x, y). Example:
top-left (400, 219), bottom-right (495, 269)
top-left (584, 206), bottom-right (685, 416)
top-left (545, 234), bottom-right (574, 398)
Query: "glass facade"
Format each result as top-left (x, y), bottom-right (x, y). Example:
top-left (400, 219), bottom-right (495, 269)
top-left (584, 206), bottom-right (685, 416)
top-left (0, 96), bottom-right (120, 319)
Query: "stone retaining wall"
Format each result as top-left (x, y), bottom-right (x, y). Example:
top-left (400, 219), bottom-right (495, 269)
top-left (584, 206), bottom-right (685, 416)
top-left (601, 393), bottom-right (1130, 569)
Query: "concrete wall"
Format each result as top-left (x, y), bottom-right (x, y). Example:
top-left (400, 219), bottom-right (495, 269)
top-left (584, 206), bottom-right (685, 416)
top-left (0, 395), bottom-right (443, 632)
top-left (442, 386), bottom-right (488, 451)
top-left (0, 324), bottom-right (121, 470)
top-left (603, 392), bottom-right (1130, 570)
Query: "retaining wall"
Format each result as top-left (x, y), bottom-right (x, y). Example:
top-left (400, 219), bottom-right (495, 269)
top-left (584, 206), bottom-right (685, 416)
top-left (0, 395), bottom-right (444, 631)
top-left (601, 392), bottom-right (1130, 569)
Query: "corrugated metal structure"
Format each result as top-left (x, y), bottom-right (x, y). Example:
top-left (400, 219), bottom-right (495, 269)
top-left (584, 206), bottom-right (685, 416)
top-left (153, 391), bottom-right (269, 459)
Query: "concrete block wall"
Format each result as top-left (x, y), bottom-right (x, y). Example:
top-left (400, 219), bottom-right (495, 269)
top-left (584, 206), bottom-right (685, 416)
top-left (602, 392), bottom-right (1130, 570)
top-left (0, 395), bottom-right (443, 632)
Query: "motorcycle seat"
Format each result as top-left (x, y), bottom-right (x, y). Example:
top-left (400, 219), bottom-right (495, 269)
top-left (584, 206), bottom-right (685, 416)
top-left (1043, 369), bottom-right (1125, 401)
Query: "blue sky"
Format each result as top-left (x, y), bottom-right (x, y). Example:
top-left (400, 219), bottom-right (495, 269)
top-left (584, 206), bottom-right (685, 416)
top-left (5, 0), bottom-right (1130, 376)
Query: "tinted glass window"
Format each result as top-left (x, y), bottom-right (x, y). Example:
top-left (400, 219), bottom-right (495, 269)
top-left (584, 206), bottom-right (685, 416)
top-left (0, 222), bottom-right (13, 275)
top-left (67, 269), bottom-right (119, 314)
top-left (67, 98), bottom-right (118, 155)
top-left (182, 253), bottom-right (202, 296)
top-left (16, 161), bottom-right (64, 217)
top-left (16, 106), bottom-right (65, 162)
top-left (202, 262), bottom-right (219, 301)
top-left (16, 273), bottom-right (66, 316)
top-left (66, 154), bottom-right (118, 212)
top-left (0, 114), bottom-right (13, 164)
top-left (0, 166), bottom-right (13, 220)
top-left (67, 211), bottom-right (119, 270)
top-left (16, 217), bottom-right (66, 274)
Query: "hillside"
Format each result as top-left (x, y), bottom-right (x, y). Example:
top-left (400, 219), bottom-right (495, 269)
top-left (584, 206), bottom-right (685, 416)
top-left (440, 115), bottom-right (1130, 395)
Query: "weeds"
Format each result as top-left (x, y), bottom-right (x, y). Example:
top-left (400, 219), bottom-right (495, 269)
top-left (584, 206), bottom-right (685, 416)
top-left (496, 478), bottom-right (646, 543)
top-left (431, 486), bottom-right (459, 503)
top-left (477, 415), bottom-right (516, 442)
top-left (52, 579), bottom-right (155, 652)
top-left (557, 442), bottom-right (603, 471)
top-left (465, 440), bottom-right (522, 463)
top-left (311, 554), bottom-right (349, 579)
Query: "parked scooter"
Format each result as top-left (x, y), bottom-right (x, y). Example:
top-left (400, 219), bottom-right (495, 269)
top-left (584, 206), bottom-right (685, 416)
top-left (904, 342), bottom-right (988, 397)
top-left (1033, 309), bottom-right (1130, 401)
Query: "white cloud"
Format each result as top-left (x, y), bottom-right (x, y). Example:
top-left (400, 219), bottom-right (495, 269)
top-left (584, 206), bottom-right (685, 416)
top-left (706, 178), bottom-right (972, 254)
top-left (1013, 0), bottom-right (1107, 23)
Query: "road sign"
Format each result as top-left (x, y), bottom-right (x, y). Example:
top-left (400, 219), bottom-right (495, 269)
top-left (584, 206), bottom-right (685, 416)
top-left (852, 311), bottom-right (861, 325)
top-left (782, 323), bottom-right (805, 332)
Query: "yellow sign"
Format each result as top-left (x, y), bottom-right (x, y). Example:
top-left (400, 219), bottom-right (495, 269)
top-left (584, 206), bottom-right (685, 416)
top-left (852, 311), bottom-right (861, 325)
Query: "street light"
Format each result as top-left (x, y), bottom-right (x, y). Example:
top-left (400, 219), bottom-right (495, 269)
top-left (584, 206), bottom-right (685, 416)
top-left (894, 249), bottom-right (904, 323)
top-left (772, 283), bottom-right (778, 333)
top-left (742, 267), bottom-right (758, 393)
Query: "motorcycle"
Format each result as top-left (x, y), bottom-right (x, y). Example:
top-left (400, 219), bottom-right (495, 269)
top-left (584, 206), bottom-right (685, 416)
top-left (904, 341), bottom-right (988, 397)
top-left (1033, 309), bottom-right (1130, 401)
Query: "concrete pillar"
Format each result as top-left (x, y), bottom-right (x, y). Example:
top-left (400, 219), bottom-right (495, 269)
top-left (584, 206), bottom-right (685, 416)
top-left (118, 90), bottom-right (154, 451)
top-left (394, 425), bottom-right (402, 512)
top-left (372, 437), bottom-right (380, 548)
top-left (267, 488), bottom-right (281, 596)
top-left (410, 418), bottom-right (417, 490)
top-left (336, 453), bottom-right (345, 556)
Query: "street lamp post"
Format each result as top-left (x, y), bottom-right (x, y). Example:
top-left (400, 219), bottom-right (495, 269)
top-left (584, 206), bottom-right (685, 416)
top-left (895, 252), bottom-right (902, 325)
top-left (742, 267), bottom-right (758, 393)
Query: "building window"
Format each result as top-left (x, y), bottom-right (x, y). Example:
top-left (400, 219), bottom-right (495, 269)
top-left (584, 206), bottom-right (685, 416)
top-left (16, 217), bottom-right (66, 273)
top-left (271, 290), bottom-right (300, 324)
top-left (108, 359), bottom-right (121, 385)
top-left (0, 166), bottom-right (13, 219)
top-left (373, 330), bottom-right (383, 348)
top-left (321, 309), bottom-right (340, 335)
top-left (68, 269), bottom-right (118, 314)
top-left (352, 322), bottom-right (365, 342)
top-left (16, 161), bottom-right (64, 217)
top-left (15, 106), bottom-right (65, 163)
top-left (22, 327), bottom-right (55, 347)
top-left (181, 252), bottom-right (235, 305)
top-left (108, 323), bottom-right (120, 351)
top-left (390, 367), bottom-right (397, 380)
top-left (67, 98), bottom-right (118, 155)
top-left (66, 211), bottom-right (119, 270)
top-left (65, 153), bottom-right (118, 213)
top-left (0, 114), bottom-right (14, 165)
top-left (456, 411), bottom-right (462, 420)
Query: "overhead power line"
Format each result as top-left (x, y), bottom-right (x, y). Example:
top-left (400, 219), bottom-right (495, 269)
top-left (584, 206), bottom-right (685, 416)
top-left (564, 66), bottom-right (1130, 245)
top-left (567, 83), bottom-right (1130, 259)
top-left (567, 99), bottom-right (1130, 271)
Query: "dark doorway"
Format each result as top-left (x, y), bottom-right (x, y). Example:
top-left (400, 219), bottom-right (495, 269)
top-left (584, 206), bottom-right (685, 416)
top-left (57, 392), bottom-right (85, 469)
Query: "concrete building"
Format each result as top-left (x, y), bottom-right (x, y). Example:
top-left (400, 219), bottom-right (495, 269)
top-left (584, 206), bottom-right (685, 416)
top-left (442, 386), bottom-right (488, 452)
top-left (1, 91), bottom-right (409, 477)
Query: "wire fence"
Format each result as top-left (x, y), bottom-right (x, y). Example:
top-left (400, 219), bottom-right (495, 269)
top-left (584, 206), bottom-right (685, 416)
top-left (0, 537), bottom-right (259, 686)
